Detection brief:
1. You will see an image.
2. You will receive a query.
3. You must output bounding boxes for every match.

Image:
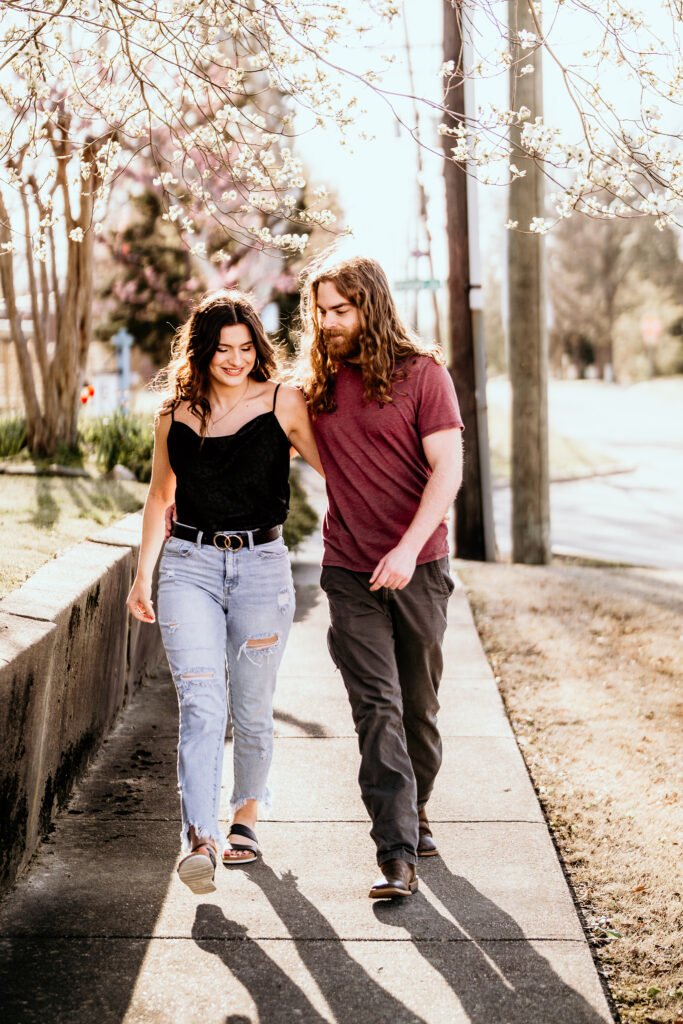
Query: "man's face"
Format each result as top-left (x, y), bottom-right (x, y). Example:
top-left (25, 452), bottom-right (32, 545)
top-left (316, 280), bottom-right (362, 363)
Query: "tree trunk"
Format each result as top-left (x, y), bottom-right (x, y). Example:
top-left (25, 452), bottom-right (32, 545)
top-left (600, 230), bottom-right (619, 380)
top-left (1, 141), bottom-right (100, 456)
top-left (507, 0), bottom-right (550, 564)
top-left (443, 0), bottom-right (487, 560)
top-left (0, 188), bottom-right (50, 452)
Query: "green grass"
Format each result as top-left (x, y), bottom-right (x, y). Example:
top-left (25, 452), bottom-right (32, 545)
top-left (0, 462), bottom-right (318, 598)
top-left (0, 411), bottom-right (317, 596)
top-left (0, 474), bottom-right (148, 598)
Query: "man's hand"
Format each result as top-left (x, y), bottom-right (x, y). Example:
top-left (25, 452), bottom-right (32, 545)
top-left (369, 543), bottom-right (418, 592)
top-left (164, 503), bottom-right (176, 540)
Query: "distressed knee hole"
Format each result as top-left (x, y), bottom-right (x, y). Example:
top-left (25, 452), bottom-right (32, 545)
top-left (238, 634), bottom-right (280, 665)
top-left (246, 635), bottom-right (278, 650)
top-left (176, 667), bottom-right (216, 700)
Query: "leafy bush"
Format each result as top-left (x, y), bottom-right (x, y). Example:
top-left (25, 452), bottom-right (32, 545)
top-left (284, 464), bottom-right (318, 550)
top-left (81, 412), bottom-right (154, 482)
top-left (0, 416), bottom-right (27, 458)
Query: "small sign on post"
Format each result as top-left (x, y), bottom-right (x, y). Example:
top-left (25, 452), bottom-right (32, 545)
top-left (394, 278), bottom-right (442, 292)
top-left (112, 328), bottom-right (134, 411)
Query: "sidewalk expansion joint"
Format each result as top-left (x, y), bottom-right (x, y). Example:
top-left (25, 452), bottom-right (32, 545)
top-left (65, 816), bottom-right (549, 824)
top-left (0, 934), bottom-right (593, 944)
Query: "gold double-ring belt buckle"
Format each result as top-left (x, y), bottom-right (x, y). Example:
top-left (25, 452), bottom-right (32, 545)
top-left (212, 533), bottom-right (244, 551)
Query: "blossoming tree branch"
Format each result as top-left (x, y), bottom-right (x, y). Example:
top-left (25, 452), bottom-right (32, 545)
top-left (0, 0), bottom-right (681, 453)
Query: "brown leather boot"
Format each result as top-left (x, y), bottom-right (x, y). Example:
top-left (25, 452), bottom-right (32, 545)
top-left (417, 806), bottom-right (439, 857)
top-left (368, 859), bottom-right (418, 899)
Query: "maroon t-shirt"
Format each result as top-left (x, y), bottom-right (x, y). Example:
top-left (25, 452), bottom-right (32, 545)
top-left (312, 356), bottom-right (464, 572)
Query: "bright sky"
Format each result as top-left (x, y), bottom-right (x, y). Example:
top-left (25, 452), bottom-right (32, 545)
top-left (296, 0), bottom-right (452, 335)
top-left (296, 0), bottom-right (682, 336)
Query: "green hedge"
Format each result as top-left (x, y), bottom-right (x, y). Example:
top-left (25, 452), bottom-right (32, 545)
top-left (0, 416), bottom-right (27, 458)
top-left (81, 412), bottom-right (155, 482)
top-left (284, 465), bottom-right (319, 550)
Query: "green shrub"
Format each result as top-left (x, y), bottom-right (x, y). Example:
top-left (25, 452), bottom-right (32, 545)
top-left (0, 416), bottom-right (27, 458)
top-left (284, 464), bottom-right (318, 550)
top-left (81, 412), bottom-right (154, 482)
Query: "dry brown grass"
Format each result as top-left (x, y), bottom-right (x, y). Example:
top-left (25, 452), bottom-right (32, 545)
top-left (458, 559), bottom-right (683, 1024)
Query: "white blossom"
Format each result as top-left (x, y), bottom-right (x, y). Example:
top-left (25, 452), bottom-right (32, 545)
top-left (529, 217), bottom-right (550, 234)
top-left (517, 30), bottom-right (537, 50)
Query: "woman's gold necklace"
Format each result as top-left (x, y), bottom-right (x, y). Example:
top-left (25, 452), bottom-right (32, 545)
top-left (208, 383), bottom-right (250, 432)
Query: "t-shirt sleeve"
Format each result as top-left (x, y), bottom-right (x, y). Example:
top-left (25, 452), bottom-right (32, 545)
top-left (416, 359), bottom-right (465, 438)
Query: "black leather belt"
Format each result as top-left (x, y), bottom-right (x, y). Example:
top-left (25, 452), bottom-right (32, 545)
top-left (170, 522), bottom-right (281, 551)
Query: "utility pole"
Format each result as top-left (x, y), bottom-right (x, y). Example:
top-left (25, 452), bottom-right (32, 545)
top-left (507, 0), bottom-right (550, 563)
top-left (442, 0), bottom-right (495, 560)
top-left (402, 2), bottom-right (442, 348)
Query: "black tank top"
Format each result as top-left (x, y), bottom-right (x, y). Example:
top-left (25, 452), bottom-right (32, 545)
top-left (167, 384), bottom-right (291, 532)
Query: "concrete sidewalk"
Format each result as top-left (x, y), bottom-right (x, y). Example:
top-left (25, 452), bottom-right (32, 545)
top-left (0, 553), bottom-right (615, 1023)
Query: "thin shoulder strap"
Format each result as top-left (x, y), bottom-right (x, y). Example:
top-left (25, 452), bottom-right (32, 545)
top-left (272, 382), bottom-right (281, 412)
top-left (170, 403), bottom-right (175, 421)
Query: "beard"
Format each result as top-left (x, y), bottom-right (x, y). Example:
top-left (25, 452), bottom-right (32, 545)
top-left (323, 324), bottom-right (362, 363)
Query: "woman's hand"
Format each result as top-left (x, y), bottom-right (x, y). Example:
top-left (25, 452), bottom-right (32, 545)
top-left (126, 576), bottom-right (156, 623)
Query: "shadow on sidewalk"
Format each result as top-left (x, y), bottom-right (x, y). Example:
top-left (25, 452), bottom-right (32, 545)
top-left (0, 673), bottom-right (181, 1024)
top-left (273, 708), bottom-right (330, 737)
top-left (373, 858), bottom-right (609, 1024)
top-left (193, 906), bottom-right (329, 1022)
top-left (194, 863), bottom-right (429, 1024)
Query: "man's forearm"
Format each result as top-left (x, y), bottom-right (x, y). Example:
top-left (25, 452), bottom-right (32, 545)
top-left (399, 461), bottom-right (462, 555)
top-left (370, 429), bottom-right (463, 591)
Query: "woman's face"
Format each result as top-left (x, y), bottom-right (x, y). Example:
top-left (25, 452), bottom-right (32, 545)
top-left (208, 323), bottom-right (257, 388)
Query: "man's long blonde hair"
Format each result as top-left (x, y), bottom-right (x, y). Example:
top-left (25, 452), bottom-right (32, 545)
top-left (299, 253), bottom-right (444, 418)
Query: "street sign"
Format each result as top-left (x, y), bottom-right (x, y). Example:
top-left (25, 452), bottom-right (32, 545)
top-left (112, 327), bottom-right (134, 410)
top-left (394, 278), bottom-right (442, 292)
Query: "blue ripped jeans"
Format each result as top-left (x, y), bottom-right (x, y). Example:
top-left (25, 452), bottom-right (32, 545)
top-left (157, 533), bottom-right (295, 853)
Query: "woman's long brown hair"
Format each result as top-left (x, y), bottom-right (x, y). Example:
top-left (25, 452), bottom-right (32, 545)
top-left (299, 254), bottom-right (444, 418)
top-left (156, 290), bottom-right (277, 435)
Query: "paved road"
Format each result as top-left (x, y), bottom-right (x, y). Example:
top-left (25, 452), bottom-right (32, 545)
top-left (488, 378), bottom-right (683, 568)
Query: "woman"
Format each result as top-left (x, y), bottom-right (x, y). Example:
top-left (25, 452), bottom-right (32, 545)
top-left (126, 290), bottom-right (322, 895)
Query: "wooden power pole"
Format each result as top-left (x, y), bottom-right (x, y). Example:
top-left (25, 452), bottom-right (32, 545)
top-left (442, 0), bottom-right (494, 561)
top-left (507, 0), bottom-right (551, 564)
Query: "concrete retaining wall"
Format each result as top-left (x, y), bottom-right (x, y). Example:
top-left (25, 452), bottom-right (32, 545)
top-left (0, 512), bottom-right (162, 893)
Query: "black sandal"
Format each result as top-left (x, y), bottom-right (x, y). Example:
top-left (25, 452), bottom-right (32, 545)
top-left (222, 823), bottom-right (259, 865)
top-left (177, 844), bottom-right (217, 894)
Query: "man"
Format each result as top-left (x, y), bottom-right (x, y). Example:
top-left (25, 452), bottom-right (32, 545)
top-left (300, 254), bottom-right (464, 898)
